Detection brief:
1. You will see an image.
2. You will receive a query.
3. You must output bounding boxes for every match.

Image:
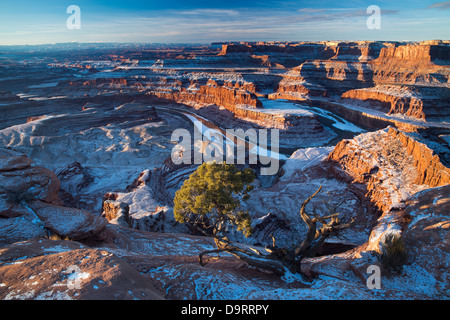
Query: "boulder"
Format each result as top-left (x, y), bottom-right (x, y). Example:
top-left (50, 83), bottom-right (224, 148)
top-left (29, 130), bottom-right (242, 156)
top-left (0, 166), bottom-right (62, 205)
top-left (28, 201), bottom-right (107, 241)
top-left (0, 193), bottom-right (15, 217)
top-left (0, 217), bottom-right (46, 247)
top-left (0, 148), bottom-right (106, 244)
top-left (0, 148), bottom-right (32, 172)
top-left (56, 161), bottom-right (94, 195)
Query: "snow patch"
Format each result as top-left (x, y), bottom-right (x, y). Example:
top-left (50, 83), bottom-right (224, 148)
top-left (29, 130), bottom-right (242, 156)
top-left (282, 146), bottom-right (333, 178)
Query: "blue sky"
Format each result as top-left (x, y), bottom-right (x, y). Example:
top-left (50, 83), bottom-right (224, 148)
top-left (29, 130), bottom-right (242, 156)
top-left (0, 0), bottom-right (449, 45)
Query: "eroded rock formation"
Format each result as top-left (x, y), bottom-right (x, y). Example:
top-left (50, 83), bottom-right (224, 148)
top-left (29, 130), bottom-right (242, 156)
top-left (0, 148), bottom-right (107, 246)
top-left (342, 85), bottom-right (450, 120)
top-left (328, 127), bottom-right (450, 213)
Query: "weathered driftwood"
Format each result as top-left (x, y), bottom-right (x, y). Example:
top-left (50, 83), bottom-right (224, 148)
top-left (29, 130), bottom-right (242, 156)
top-left (198, 185), bottom-right (353, 276)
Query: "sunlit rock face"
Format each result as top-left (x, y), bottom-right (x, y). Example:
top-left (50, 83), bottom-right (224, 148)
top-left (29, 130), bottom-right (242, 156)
top-left (328, 127), bottom-right (450, 214)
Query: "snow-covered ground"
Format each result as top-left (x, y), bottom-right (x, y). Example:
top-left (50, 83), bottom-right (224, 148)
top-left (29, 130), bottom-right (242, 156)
top-left (281, 146), bottom-right (334, 179)
top-left (0, 106), bottom-right (179, 212)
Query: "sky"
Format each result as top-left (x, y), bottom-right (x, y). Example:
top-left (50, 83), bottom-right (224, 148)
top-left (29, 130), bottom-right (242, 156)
top-left (0, 0), bottom-right (449, 45)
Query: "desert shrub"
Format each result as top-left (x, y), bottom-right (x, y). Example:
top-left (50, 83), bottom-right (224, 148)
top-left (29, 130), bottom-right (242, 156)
top-left (47, 231), bottom-right (72, 241)
top-left (378, 232), bottom-right (409, 274)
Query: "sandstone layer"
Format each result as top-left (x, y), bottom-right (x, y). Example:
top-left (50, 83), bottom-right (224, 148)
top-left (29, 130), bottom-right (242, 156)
top-left (328, 127), bottom-right (450, 213)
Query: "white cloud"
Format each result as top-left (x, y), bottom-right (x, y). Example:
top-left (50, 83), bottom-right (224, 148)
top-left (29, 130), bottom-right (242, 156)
top-left (176, 9), bottom-right (240, 17)
top-left (426, 1), bottom-right (450, 9)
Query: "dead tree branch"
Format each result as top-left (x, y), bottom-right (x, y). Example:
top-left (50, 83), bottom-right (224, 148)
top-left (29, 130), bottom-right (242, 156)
top-left (198, 185), bottom-right (354, 276)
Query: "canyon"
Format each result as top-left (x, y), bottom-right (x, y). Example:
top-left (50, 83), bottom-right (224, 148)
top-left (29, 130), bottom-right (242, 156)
top-left (0, 40), bottom-right (448, 300)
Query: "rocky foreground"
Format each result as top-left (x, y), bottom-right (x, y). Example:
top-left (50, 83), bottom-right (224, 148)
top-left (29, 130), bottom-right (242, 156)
top-left (0, 126), bottom-right (448, 299)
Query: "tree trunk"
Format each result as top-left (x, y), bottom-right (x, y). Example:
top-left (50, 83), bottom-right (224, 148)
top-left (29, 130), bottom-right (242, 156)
top-left (198, 185), bottom-right (352, 277)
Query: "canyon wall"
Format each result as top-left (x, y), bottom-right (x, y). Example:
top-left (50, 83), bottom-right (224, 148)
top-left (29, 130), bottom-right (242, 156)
top-left (369, 43), bottom-right (450, 85)
top-left (342, 43), bottom-right (450, 120)
top-left (341, 86), bottom-right (427, 120)
top-left (387, 127), bottom-right (450, 187)
top-left (69, 41), bottom-right (449, 122)
top-left (327, 127), bottom-right (450, 213)
top-left (219, 41), bottom-right (384, 62)
top-left (241, 41), bottom-right (450, 121)
top-left (153, 79), bottom-right (262, 110)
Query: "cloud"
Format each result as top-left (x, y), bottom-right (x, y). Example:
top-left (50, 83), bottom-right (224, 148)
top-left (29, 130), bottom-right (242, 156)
top-left (77, 6), bottom-right (402, 43)
top-left (295, 7), bottom-right (399, 23)
top-left (426, 1), bottom-right (450, 9)
top-left (297, 8), bottom-right (327, 13)
top-left (176, 9), bottom-right (240, 17)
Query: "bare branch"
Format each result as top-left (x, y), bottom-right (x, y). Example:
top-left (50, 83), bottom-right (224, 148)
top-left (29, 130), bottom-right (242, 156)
top-left (196, 184), bottom-right (354, 278)
top-left (299, 185), bottom-right (322, 226)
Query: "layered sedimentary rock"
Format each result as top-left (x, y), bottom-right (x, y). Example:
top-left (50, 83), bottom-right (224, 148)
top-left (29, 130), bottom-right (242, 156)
top-left (281, 60), bottom-right (374, 96)
top-left (369, 42), bottom-right (450, 85)
top-left (260, 41), bottom-right (450, 120)
top-left (1, 41), bottom-right (449, 300)
top-left (149, 79), bottom-right (330, 141)
top-left (271, 74), bottom-right (327, 99)
top-left (341, 85), bottom-right (450, 120)
top-left (218, 42), bottom-right (334, 66)
top-left (231, 41), bottom-right (381, 98)
top-left (229, 104), bottom-right (323, 131)
top-left (220, 41), bottom-right (449, 87)
top-left (339, 42), bottom-right (450, 120)
top-left (388, 128), bottom-right (450, 187)
top-left (219, 41), bottom-right (384, 64)
top-left (342, 86), bottom-right (423, 119)
top-left (154, 79), bottom-right (262, 110)
top-left (0, 126), bottom-right (448, 299)
top-left (328, 127), bottom-right (450, 213)
top-left (66, 41), bottom-right (449, 123)
top-left (72, 78), bottom-right (128, 87)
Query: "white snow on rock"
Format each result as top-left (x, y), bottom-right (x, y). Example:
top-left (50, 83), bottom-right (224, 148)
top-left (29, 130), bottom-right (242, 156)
top-left (282, 146), bottom-right (333, 179)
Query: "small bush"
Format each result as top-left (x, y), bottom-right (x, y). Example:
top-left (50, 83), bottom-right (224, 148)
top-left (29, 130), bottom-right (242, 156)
top-left (47, 230), bottom-right (72, 241)
top-left (378, 232), bottom-right (408, 274)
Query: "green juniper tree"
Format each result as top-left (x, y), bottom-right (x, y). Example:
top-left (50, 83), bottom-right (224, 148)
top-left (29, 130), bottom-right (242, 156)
top-left (174, 161), bottom-right (255, 239)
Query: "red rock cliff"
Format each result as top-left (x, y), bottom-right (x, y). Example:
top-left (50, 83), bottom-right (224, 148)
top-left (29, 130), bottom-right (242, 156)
top-left (369, 43), bottom-right (449, 85)
top-left (327, 127), bottom-right (450, 213)
top-left (387, 127), bottom-right (450, 187)
top-left (153, 80), bottom-right (263, 111)
top-left (341, 86), bottom-right (426, 120)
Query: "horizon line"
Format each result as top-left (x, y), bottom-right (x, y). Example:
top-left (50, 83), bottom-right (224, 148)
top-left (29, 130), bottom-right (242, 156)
top-left (1, 39), bottom-right (449, 47)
